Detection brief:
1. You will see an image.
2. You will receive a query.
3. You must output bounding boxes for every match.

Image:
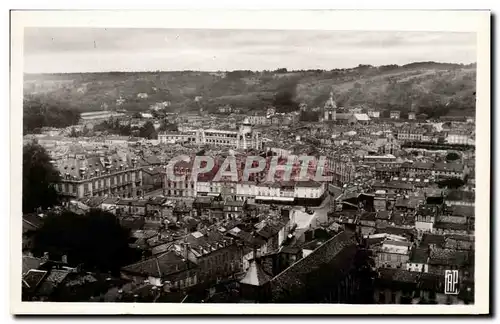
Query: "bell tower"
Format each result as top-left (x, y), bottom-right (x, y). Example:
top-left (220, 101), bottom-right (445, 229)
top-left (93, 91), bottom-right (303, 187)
top-left (323, 90), bottom-right (337, 122)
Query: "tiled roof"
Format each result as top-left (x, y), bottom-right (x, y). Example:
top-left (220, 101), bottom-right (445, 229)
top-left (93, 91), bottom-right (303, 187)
top-left (447, 205), bottom-right (474, 217)
top-left (378, 268), bottom-right (419, 284)
top-left (420, 233), bottom-right (446, 248)
top-left (360, 212), bottom-right (377, 221)
top-left (409, 248), bottom-right (429, 264)
top-left (121, 251), bottom-right (194, 278)
top-left (269, 231), bottom-right (357, 301)
top-left (22, 214), bottom-right (44, 232)
top-left (428, 248), bottom-right (469, 266)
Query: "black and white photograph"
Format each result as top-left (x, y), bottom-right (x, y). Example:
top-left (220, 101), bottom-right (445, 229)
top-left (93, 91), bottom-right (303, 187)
top-left (10, 10), bottom-right (490, 315)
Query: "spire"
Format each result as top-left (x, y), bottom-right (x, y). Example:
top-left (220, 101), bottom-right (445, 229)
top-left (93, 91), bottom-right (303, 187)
top-left (324, 90), bottom-right (337, 110)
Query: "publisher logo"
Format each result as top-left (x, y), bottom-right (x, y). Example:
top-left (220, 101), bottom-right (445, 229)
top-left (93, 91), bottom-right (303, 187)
top-left (444, 270), bottom-right (459, 295)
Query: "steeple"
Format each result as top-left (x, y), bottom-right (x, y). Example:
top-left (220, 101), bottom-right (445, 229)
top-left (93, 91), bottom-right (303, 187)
top-left (323, 90), bottom-right (337, 122)
top-left (324, 91), bottom-right (337, 110)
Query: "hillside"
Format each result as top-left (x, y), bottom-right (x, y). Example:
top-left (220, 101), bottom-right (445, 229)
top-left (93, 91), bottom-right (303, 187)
top-left (23, 62), bottom-right (476, 117)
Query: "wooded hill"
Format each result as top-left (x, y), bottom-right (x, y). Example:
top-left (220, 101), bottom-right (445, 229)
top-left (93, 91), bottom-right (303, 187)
top-left (24, 62), bottom-right (476, 117)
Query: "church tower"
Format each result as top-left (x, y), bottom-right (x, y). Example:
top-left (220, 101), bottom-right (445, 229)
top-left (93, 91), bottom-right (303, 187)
top-left (323, 91), bottom-right (337, 122)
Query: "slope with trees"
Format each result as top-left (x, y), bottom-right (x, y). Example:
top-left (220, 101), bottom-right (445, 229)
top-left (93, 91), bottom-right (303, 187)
top-left (23, 95), bottom-right (80, 134)
top-left (24, 62), bottom-right (476, 118)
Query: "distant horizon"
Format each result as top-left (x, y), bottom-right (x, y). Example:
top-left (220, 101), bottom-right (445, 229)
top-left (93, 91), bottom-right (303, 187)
top-left (23, 60), bottom-right (477, 76)
top-left (24, 29), bottom-right (477, 74)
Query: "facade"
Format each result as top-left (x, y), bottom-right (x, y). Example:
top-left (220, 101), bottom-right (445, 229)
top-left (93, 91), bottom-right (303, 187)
top-left (158, 123), bottom-right (263, 150)
top-left (390, 111), bottom-right (401, 119)
top-left (247, 114), bottom-right (270, 126)
top-left (177, 232), bottom-right (243, 284)
top-left (405, 248), bottom-right (429, 273)
top-left (367, 109), bottom-right (381, 118)
top-left (415, 214), bottom-right (435, 233)
top-left (376, 240), bottom-right (412, 269)
top-left (54, 155), bottom-right (143, 199)
top-left (121, 251), bottom-right (198, 291)
top-left (80, 111), bottom-right (125, 121)
top-left (446, 131), bottom-right (470, 145)
top-left (397, 128), bottom-right (425, 142)
top-left (401, 162), bottom-right (468, 180)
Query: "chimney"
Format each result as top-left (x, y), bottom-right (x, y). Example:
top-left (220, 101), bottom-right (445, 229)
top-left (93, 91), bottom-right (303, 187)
top-left (61, 255), bottom-right (68, 264)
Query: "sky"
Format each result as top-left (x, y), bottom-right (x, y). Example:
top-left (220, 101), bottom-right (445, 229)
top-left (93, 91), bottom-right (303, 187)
top-left (23, 28), bottom-right (477, 73)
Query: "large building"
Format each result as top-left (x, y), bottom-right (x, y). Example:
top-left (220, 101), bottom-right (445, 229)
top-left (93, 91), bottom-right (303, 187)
top-left (158, 121), bottom-right (263, 150)
top-left (322, 91), bottom-right (337, 122)
top-left (246, 114), bottom-right (270, 126)
top-left (80, 111), bottom-right (125, 121)
top-left (53, 154), bottom-right (143, 199)
top-left (446, 131), bottom-right (471, 145)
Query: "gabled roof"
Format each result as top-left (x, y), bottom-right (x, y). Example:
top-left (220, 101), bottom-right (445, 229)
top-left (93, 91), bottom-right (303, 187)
top-left (378, 268), bottom-right (419, 284)
top-left (121, 251), bottom-right (194, 278)
top-left (428, 248), bottom-right (469, 266)
top-left (22, 214), bottom-right (44, 232)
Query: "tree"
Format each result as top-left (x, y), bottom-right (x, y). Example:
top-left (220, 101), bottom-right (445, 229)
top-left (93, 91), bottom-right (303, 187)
top-left (140, 121), bottom-right (157, 139)
top-left (23, 142), bottom-right (61, 213)
top-left (23, 96), bottom-right (80, 134)
top-left (299, 110), bottom-right (320, 122)
top-left (446, 152), bottom-right (460, 161)
top-left (437, 178), bottom-right (465, 189)
top-left (158, 120), bottom-right (178, 132)
top-left (32, 209), bottom-right (136, 274)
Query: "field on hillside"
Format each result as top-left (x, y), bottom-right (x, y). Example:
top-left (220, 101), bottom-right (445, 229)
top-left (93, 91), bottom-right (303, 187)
top-left (23, 62), bottom-right (476, 117)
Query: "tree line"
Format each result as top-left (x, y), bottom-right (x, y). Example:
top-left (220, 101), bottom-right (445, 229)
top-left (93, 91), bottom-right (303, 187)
top-left (23, 96), bottom-right (80, 134)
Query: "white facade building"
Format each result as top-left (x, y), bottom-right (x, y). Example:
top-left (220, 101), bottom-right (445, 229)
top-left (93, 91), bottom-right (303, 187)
top-left (158, 122), bottom-right (262, 150)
